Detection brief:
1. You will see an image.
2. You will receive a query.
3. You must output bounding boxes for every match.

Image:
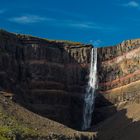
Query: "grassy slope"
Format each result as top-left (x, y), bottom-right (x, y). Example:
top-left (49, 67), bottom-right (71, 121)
top-left (0, 94), bottom-right (94, 140)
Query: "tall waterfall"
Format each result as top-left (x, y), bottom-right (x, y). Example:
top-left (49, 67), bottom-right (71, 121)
top-left (82, 47), bottom-right (97, 130)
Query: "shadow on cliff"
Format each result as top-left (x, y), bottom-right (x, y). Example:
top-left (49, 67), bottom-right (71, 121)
top-left (91, 93), bottom-right (117, 126)
top-left (94, 108), bottom-right (140, 140)
top-left (90, 94), bottom-right (140, 140)
top-left (11, 44), bottom-right (91, 131)
top-left (0, 30), bottom-right (95, 130)
top-left (1, 31), bottom-right (140, 136)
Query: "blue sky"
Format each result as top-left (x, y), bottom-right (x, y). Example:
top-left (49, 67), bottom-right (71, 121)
top-left (1, 0), bottom-right (140, 46)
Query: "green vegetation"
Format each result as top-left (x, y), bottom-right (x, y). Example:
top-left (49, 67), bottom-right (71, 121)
top-left (52, 40), bottom-right (82, 45)
top-left (43, 37), bottom-right (82, 45)
top-left (16, 32), bottom-right (82, 46)
top-left (0, 105), bottom-right (38, 140)
top-left (0, 126), bottom-right (38, 140)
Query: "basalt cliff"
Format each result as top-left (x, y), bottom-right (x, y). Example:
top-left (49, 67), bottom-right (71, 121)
top-left (1, 30), bottom-right (140, 140)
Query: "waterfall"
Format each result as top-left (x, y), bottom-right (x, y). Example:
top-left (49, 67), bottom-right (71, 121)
top-left (82, 47), bottom-right (97, 130)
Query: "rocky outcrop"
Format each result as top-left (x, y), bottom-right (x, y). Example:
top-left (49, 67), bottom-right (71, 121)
top-left (1, 29), bottom-right (140, 131)
top-left (94, 39), bottom-right (140, 125)
top-left (98, 39), bottom-right (140, 104)
top-left (0, 30), bottom-right (92, 129)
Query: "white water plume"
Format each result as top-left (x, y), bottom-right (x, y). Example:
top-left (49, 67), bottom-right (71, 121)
top-left (82, 47), bottom-right (97, 130)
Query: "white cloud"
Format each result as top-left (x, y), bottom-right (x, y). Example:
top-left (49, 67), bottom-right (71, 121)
top-left (47, 18), bottom-right (117, 32)
top-left (123, 1), bottom-right (139, 8)
top-left (8, 14), bottom-right (117, 32)
top-left (9, 15), bottom-right (47, 24)
top-left (68, 22), bottom-right (104, 30)
top-left (90, 40), bottom-right (102, 47)
top-left (58, 21), bottom-right (116, 31)
top-left (41, 18), bottom-right (108, 30)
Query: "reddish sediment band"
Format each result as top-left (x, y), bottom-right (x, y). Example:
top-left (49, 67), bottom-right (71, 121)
top-left (102, 46), bottom-right (140, 65)
top-left (99, 78), bottom-right (140, 95)
top-left (99, 69), bottom-right (140, 86)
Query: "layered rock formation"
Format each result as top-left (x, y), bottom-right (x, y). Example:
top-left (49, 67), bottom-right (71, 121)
top-left (98, 39), bottom-right (140, 104)
top-left (94, 40), bottom-right (140, 124)
top-left (1, 29), bottom-right (140, 132)
top-left (0, 30), bottom-right (92, 129)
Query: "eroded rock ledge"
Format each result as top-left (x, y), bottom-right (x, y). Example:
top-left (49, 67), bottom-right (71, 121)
top-left (98, 39), bottom-right (140, 105)
top-left (1, 30), bottom-right (140, 130)
top-left (0, 30), bottom-right (92, 129)
top-left (94, 39), bottom-right (140, 125)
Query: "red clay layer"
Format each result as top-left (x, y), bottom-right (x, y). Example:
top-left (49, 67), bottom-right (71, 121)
top-left (99, 69), bottom-right (140, 86)
top-left (102, 46), bottom-right (140, 65)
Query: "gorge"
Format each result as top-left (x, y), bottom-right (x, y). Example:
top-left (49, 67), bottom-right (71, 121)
top-left (1, 29), bottom-right (140, 139)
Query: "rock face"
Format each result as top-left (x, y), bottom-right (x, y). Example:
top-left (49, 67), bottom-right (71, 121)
top-left (98, 39), bottom-right (140, 103)
top-left (0, 30), bottom-right (92, 129)
top-left (94, 39), bottom-right (140, 124)
top-left (1, 29), bottom-right (140, 130)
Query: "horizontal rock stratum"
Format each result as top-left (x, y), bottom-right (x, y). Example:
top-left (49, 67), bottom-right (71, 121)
top-left (98, 39), bottom-right (140, 103)
top-left (1, 29), bottom-right (140, 139)
top-left (0, 29), bottom-right (92, 130)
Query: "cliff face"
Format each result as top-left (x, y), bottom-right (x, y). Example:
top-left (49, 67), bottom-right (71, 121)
top-left (0, 30), bottom-right (92, 129)
top-left (1, 30), bottom-right (140, 131)
top-left (98, 39), bottom-right (140, 104)
top-left (93, 40), bottom-right (140, 124)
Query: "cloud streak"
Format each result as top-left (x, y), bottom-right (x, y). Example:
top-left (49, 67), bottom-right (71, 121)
top-left (47, 19), bottom-right (117, 31)
top-left (122, 1), bottom-right (139, 8)
top-left (92, 40), bottom-right (102, 47)
top-left (65, 21), bottom-right (117, 32)
top-left (8, 14), bottom-right (117, 32)
top-left (8, 15), bottom-right (47, 24)
top-left (68, 22), bottom-right (103, 29)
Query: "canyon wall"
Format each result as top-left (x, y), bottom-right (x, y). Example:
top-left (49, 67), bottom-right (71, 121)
top-left (0, 30), bottom-right (92, 129)
top-left (94, 40), bottom-right (140, 124)
top-left (1, 30), bottom-right (140, 129)
top-left (98, 39), bottom-right (140, 104)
